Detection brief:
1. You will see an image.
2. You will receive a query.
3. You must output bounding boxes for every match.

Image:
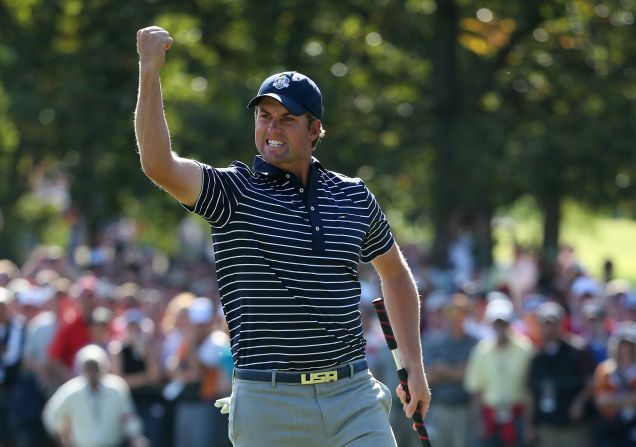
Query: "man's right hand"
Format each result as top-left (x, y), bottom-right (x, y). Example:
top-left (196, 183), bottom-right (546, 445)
top-left (136, 26), bottom-right (173, 72)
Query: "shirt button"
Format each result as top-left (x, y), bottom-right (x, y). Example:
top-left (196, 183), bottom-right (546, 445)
top-left (285, 174), bottom-right (290, 178)
top-left (299, 188), bottom-right (304, 193)
top-left (310, 206), bottom-right (315, 211)
top-left (315, 226), bottom-right (320, 231)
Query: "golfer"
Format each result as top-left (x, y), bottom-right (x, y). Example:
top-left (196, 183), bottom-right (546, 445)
top-left (135, 26), bottom-right (430, 447)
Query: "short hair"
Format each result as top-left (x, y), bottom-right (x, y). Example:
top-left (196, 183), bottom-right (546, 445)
top-left (306, 114), bottom-right (326, 150)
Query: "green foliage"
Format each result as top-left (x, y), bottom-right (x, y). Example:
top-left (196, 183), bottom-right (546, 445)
top-left (0, 0), bottom-right (634, 263)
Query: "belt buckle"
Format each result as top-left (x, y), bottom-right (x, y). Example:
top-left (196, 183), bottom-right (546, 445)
top-left (300, 369), bottom-right (338, 385)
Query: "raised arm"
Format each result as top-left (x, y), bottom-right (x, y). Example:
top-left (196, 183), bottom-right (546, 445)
top-left (371, 243), bottom-right (431, 420)
top-left (135, 26), bottom-right (201, 207)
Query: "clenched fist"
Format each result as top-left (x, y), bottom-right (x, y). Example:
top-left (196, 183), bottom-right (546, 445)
top-left (136, 26), bottom-right (173, 72)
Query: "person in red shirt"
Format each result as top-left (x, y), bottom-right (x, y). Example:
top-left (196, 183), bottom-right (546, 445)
top-left (45, 276), bottom-right (98, 385)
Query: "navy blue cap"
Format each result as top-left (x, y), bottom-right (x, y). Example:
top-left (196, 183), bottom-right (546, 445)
top-left (247, 71), bottom-right (323, 119)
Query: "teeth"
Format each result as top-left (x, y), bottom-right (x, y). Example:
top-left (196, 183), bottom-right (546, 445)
top-left (268, 139), bottom-right (284, 147)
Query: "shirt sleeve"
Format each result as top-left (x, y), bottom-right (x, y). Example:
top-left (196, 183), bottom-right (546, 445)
top-left (358, 181), bottom-right (394, 263)
top-left (181, 162), bottom-right (246, 227)
top-left (463, 344), bottom-right (482, 394)
top-left (1, 320), bottom-right (24, 367)
top-left (42, 382), bottom-right (71, 435)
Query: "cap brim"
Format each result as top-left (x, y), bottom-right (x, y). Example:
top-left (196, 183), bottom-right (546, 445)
top-left (247, 93), bottom-right (307, 116)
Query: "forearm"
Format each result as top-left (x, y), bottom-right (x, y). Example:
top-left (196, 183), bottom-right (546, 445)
top-left (134, 66), bottom-right (174, 182)
top-left (381, 269), bottom-right (423, 371)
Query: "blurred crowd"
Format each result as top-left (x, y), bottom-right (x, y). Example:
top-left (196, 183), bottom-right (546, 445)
top-left (363, 243), bottom-right (636, 447)
top-left (1, 237), bottom-right (636, 447)
top-left (0, 244), bottom-right (233, 447)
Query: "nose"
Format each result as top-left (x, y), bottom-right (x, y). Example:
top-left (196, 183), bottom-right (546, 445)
top-left (268, 118), bottom-right (282, 133)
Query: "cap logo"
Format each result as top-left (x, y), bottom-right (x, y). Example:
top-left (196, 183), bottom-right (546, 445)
top-left (272, 75), bottom-right (290, 89)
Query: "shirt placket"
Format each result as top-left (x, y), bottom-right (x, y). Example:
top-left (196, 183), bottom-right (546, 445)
top-left (306, 167), bottom-right (324, 252)
top-left (284, 168), bottom-right (325, 253)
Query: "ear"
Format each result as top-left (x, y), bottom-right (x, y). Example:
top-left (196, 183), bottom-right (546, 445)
top-left (308, 118), bottom-right (321, 138)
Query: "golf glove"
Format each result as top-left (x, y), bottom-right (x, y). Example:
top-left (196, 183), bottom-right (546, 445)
top-left (214, 396), bottom-right (231, 414)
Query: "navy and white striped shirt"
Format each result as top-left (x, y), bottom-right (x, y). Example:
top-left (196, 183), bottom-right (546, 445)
top-left (187, 156), bottom-right (394, 371)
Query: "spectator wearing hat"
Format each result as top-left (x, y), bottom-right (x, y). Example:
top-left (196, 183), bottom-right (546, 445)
top-left (604, 278), bottom-right (631, 322)
top-left (620, 292), bottom-right (636, 324)
top-left (167, 297), bottom-right (232, 447)
top-left (593, 322), bottom-right (636, 447)
top-left (568, 276), bottom-right (601, 335)
top-left (10, 285), bottom-right (58, 447)
top-left (515, 294), bottom-right (547, 348)
top-left (579, 300), bottom-right (612, 365)
top-left (424, 293), bottom-right (478, 447)
top-left (525, 302), bottom-right (595, 447)
top-left (42, 344), bottom-right (148, 447)
top-left (464, 298), bottom-right (533, 447)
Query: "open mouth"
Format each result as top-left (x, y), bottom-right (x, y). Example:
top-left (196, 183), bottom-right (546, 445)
top-left (267, 139), bottom-right (285, 148)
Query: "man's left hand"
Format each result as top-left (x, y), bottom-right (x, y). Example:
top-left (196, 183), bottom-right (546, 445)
top-left (395, 366), bottom-right (431, 421)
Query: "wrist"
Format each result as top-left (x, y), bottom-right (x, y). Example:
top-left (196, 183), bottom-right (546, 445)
top-left (138, 62), bottom-right (162, 78)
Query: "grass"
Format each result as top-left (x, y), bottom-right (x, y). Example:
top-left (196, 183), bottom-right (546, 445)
top-left (493, 198), bottom-right (636, 284)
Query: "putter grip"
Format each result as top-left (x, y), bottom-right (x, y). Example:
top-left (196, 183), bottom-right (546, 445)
top-left (371, 298), bottom-right (398, 350)
top-left (372, 298), bottom-right (432, 447)
top-left (397, 368), bottom-right (432, 447)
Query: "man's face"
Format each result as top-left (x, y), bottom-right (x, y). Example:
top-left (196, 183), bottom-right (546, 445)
top-left (254, 98), bottom-right (318, 174)
top-left (83, 360), bottom-right (101, 387)
top-left (539, 318), bottom-right (560, 341)
top-left (492, 319), bottom-right (509, 340)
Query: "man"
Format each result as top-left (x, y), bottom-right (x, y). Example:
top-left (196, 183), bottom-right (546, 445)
top-left (0, 286), bottom-right (26, 447)
top-left (135, 26), bottom-right (430, 447)
top-left (42, 344), bottom-right (147, 447)
top-left (525, 301), bottom-right (595, 447)
top-left (594, 321), bottom-right (636, 447)
top-left (46, 275), bottom-right (100, 385)
top-left (424, 293), bottom-right (478, 447)
top-left (464, 297), bottom-right (532, 447)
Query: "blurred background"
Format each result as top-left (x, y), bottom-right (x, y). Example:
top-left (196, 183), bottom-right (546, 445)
top-left (1, 1), bottom-right (636, 447)
top-left (1, 0), bottom-right (635, 277)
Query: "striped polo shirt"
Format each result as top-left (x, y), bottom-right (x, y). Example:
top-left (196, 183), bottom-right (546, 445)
top-left (187, 155), bottom-right (394, 371)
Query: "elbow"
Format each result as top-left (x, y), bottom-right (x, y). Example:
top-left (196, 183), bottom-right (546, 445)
top-left (140, 159), bottom-right (167, 185)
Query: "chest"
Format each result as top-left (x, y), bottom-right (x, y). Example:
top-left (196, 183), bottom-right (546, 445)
top-left (221, 181), bottom-right (369, 263)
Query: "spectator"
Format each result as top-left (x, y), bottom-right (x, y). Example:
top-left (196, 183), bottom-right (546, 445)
top-left (568, 276), bottom-right (601, 335)
top-left (525, 301), bottom-right (595, 447)
top-left (167, 297), bottom-right (231, 447)
top-left (10, 285), bottom-right (57, 447)
top-left (464, 298), bottom-right (533, 447)
top-left (424, 293), bottom-right (478, 447)
top-left (580, 300), bottom-right (612, 365)
top-left (110, 309), bottom-right (164, 447)
top-left (0, 260), bottom-right (20, 287)
top-left (46, 275), bottom-right (100, 385)
top-left (160, 292), bottom-right (195, 373)
top-left (515, 294), bottom-right (547, 347)
top-left (42, 344), bottom-right (147, 447)
top-left (593, 322), bottom-right (636, 447)
top-left (88, 306), bottom-right (114, 351)
top-left (0, 286), bottom-right (26, 447)
top-left (604, 278), bottom-right (630, 322)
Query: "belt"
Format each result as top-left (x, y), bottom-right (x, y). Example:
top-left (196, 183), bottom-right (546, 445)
top-left (234, 359), bottom-right (368, 385)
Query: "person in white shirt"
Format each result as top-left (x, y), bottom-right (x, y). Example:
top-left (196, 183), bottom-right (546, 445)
top-left (42, 344), bottom-right (148, 447)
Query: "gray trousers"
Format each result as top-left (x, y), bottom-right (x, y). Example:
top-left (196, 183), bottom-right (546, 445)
top-left (228, 368), bottom-right (397, 447)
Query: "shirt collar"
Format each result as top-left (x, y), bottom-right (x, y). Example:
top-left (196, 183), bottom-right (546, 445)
top-left (252, 155), bottom-right (323, 178)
